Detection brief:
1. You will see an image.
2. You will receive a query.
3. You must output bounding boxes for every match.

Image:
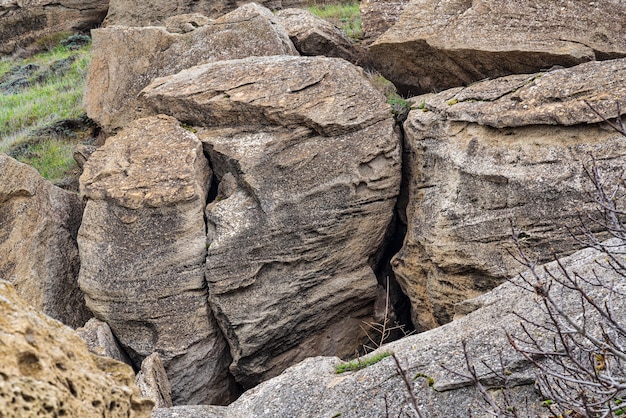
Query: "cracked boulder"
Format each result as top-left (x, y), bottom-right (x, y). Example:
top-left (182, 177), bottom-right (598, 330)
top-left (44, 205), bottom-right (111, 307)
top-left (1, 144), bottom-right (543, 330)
top-left (77, 115), bottom-right (236, 405)
top-left (0, 279), bottom-right (153, 417)
top-left (84, 3), bottom-right (297, 134)
top-left (0, 154), bottom-right (89, 328)
top-left (0, 0), bottom-right (108, 56)
top-left (368, 0), bottom-right (626, 94)
top-left (394, 58), bottom-right (626, 331)
top-left (140, 55), bottom-right (402, 388)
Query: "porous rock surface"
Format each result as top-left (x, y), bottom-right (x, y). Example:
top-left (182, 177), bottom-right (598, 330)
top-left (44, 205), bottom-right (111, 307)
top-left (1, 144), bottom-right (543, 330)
top-left (103, 0), bottom-right (310, 27)
top-left (78, 115), bottom-right (235, 405)
top-left (153, 240), bottom-right (626, 417)
top-left (0, 154), bottom-right (89, 328)
top-left (368, 0), bottom-right (626, 94)
top-left (0, 0), bottom-right (109, 56)
top-left (140, 55), bottom-right (401, 388)
top-left (275, 8), bottom-right (364, 65)
top-left (394, 58), bottom-right (626, 331)
top-left (84, 3), bottom-right (297, 134)
top-left (0, 279), bottom-right (153, 417)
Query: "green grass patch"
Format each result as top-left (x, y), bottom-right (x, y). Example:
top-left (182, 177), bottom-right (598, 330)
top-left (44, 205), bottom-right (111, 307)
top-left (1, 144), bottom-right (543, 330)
top-left (335, 351), bottom-right (392, 374)
top-left (0, 34), bottom-right (92, 182)
top-left (308, 2), bottom-right (362, 40)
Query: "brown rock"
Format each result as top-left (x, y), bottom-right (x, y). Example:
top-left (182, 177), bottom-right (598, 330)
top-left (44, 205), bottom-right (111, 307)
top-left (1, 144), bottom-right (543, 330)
top-left (164, 13), bottom-right (212, 34)
top-left (275, 8), bottom-right (365, 65)
top-left (140, 56), bottom-right (401, 388)
top-left (0, 0), bottom-right (108, 56)
top-left (136, 353), bottom-right (173, 409)
top-left (0, 279), bottom-right (153, 417)
top-left (78, 115), bottom-right (236, 404)
top-left (360, 0), bottom-right (410, 43)
top-left (368, 0), bottom-right (626, 94)
top-left (394, 60), bottom-right (626, 331)
top-left (84, 3), bottom-right (298, 134)
top-left (0, 154), bottom-right (89, 328)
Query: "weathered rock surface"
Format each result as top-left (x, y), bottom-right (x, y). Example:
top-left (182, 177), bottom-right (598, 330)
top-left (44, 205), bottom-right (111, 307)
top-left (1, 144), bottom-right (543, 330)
top-left (76, 318), bottom-right (132, 366)
top-left (0, 0), bottom-right (108, 56)
top-left (154, 240), bottom-right (626, 417)
top-left (136, 353), bottom-right (173, 409)
top-left (368, 0), bottom-right (626, 94)
top-left (103, 0), bottom-right (310, 27)
top-left (140, 56), bottom-right (401, 388)
top-left (0, 279), bottom-right (154, 417)
top-left (0, 154), bottom-right (89, 328)
top-left (78, 115), bottom-right (236, 405)
top-left (360, 0), bottom-right (409, 43)
top-left (275, 8), bottom-right (365, 65)
top-left (394, 59), bottom-right (626, 331)
top-left (84, 3), bottom-right (297, 134)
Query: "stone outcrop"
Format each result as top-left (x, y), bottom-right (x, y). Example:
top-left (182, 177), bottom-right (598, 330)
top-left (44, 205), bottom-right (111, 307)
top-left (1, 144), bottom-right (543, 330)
top-left (76, 318), bottom-right (133, 366)
top-left (0, 279), bottom-right (153, 417)
top-left (152, 240), bottom-right (626, 417)
top-left (77, 115), bottom-right (236, 405)
top-left (394, 58), bottom-right (626, 331)
top-left (0, 0), bottom-right (108, 56)
top-left (0, 154), bottom-right (89, 328)
top-left (368, 0), bottom-right (626, 94)
top-left (103, 0), bottom-right (310, 27)
top-left (84, 3), bottom-right (298, 134)
top-left (360, 0), bottom-right (409, 43)
top-left (140, 55), bottom-right (401, 388)
top-left (275, 8), bottom-right (365, 65)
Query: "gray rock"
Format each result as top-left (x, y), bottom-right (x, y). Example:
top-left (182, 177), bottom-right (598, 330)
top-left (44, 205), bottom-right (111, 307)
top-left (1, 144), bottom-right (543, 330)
top-left (393, 60), bottom-right (626, 331)
top-left (140, 56), bottom-right (402, 388)
top-left (360, 0), bottom-right (410, 43)
top-left (136, 353), bottom-right (173, 408)
top-left (0, 154), bottom-right (89, 328)
top-left (78, 115), bottom-right (236, 405)
top-left (84, 3), bottom-right (298, 134)
top-left (76, 318), bottom-right (133, 366)
top-left (152, 406), bottom-right (226, 418)
top-left (368, 0), bottom-right (626, 94)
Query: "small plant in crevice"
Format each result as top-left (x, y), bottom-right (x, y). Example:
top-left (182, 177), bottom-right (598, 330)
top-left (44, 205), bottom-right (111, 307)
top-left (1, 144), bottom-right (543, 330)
top-left (335, 351), bottom-right (393, 374)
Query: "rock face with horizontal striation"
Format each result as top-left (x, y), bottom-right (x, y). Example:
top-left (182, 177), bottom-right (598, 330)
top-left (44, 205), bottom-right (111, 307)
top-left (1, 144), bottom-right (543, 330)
top-left (140, 55), bottom-right (402, 388)
top-left (0, 0), bottom-right (109, 56)
top-left (0, 279), bottom-right (153, 417)
top-left (0, 154), bottom-right (89, 328)
top-left (84, 3), bottom-right (297, 134)
top-left (394, 58), bottom-right (626, 331)
top-left (77, 115), bottom-right (236, 405)
top-left (368, 0), bottom-right (626, 94)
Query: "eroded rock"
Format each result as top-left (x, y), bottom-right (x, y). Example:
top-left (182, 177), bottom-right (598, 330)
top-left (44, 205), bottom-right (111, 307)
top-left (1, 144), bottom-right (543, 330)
top-left (0, 279), bottom-right (153, 417)
top-left (84, 3), bottom-right (297, 134)
top-left (140, 56), bottom-right (401, 388)
top-left (368, 0), bottom-right (626, 94)
top-left (136, 353), bottom-right (173, 409)
top-left (394, 59), bottom-right (626, 330)
top-left (0, 154), bottom-right (89, 328)
top-left (78, 115), bottom-right (236, 405)
top-left (76, 318), bottom-right (133, 366)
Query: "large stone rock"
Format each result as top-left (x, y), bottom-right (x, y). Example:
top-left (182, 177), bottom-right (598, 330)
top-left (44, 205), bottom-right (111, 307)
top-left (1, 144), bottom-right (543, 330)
top-left (394, 59), bottom-right (626, 331)
top-left (0, 154), bottom-right (89, 328)
top-left (103, 0), bottom-right (310, 27)
top-left (84, 3), bottom-right (298, 134)
top-left (368, 0), bottom-right (626, 94)
top-left (360, 0), bottom-right (409, 43)
top-left (78, 115), bottom-right (236, 405)
top-left (153, 240), bottom-right (626, 417)
top-left (76, 318), bottom-right (133, 366)
top-left (140, 56), bottom-right (401, 388)
top-left (0, 0), bottom-right (108, 56)
top-left (275, 8), bottom-right (365, 65)
top-left (0, 279), bottom-right (153, 417)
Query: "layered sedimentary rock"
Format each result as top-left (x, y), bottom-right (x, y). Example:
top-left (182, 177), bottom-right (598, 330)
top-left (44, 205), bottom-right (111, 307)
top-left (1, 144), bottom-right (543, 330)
top-left (84, 3), bottom-right (297, 134)
top-left (153, 240), bottom-right (626, 417)
top-left (0, 0), bottom-right (108, 56)
top-left (78, 115), bottom-right (235, 405)
top-left (0, 279), bottom-right (153, 417)
top-left (0, 154), bottom-right (89, 328)
top-left (394, 59), bottom-right (626, 330)
top-left (276, 8), bottom-right (365, 65)
top-left (368, 0), bottom-right (626, 94)
top-left (140, 55), bottom-right (401, 388)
